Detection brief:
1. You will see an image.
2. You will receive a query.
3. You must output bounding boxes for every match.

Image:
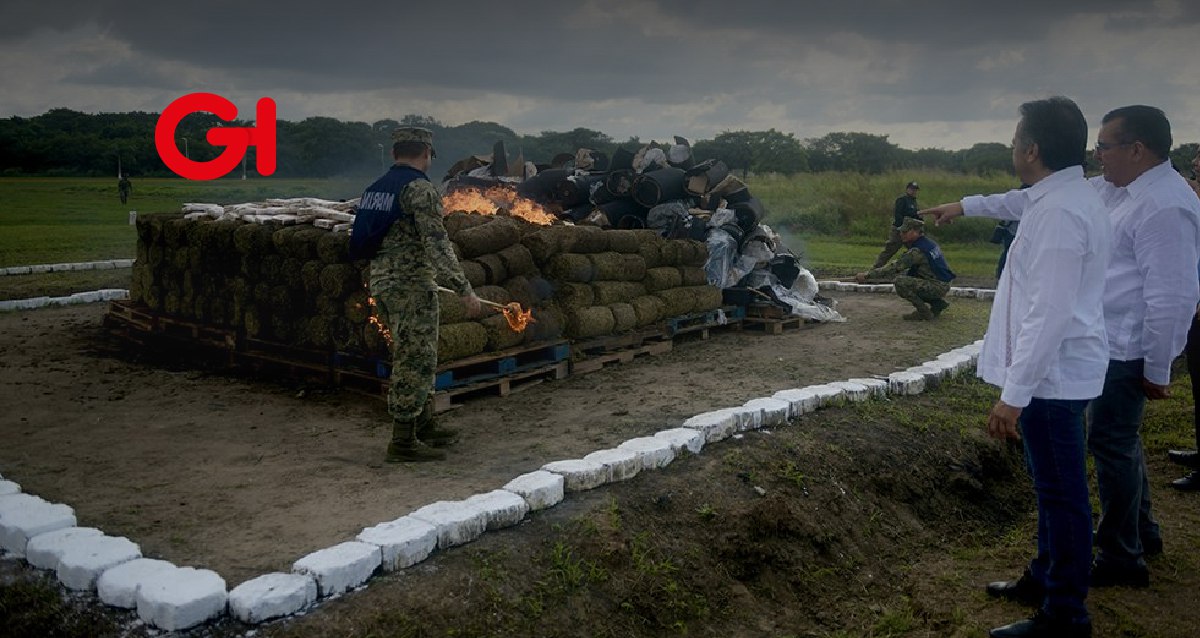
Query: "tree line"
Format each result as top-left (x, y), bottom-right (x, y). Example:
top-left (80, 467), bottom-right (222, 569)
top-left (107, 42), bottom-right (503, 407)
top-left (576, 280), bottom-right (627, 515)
top-left (1, 108), bottom-right (1195, 180)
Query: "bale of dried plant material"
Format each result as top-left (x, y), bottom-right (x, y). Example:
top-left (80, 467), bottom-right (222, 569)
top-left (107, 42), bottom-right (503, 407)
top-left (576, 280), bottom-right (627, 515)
top-left (546, 253), bottom-right (594, 283)
top-left (638, 242), bottom-right (663, 269)
top-left (344, 290), bottom-right (370, 324)
top-left (588, 252), bottom-right (646, 282)
top-left (148, 243), bottom-right (167, 269)
top-left (269, 313), bottom-right (297, 343)
top-left (609, 302), bottom-right (637, 333)
top-left (679, 266), bottom-right (709, 287)
top-left (566, 306), bottom-right (615, 339)
top-left (331, 317), bottom-right (364, 353)
top-left (437, 322), bottom-right (488, 362)
top-left (653, 287), bottom-right (695, 318)
top-left (475, 253), bottom-right (509, 285)
top-left (689, 285), bottom-right (724, 312)
top-left (497, 244), bottom-right (536, 278)
top-left (304, 314), bottom-right (335, 349)
top-left (233, 223), bottom-right (274, 254)
top-left (271, 225), bottom-right (302, 255)
top-left (302, 260), bottom-right (325, 296)
top-left (481, 314), bottom-right (524, 351)
top-left (259, 254), bottom-right (285, 284)
top-left (455, 217), bottom-right (521, 258)
top-left (243, 309), bottom-right (266, 338)
top-left (605, 230), bottom-right (645, 254)
top-left (680, 240), bottom-right (709, 266)
top-left (522, 226), bottom-right (580, 264)
top-left (438, 288), bottom-right (466, 324)
top-left (659, 240), bottom-right (684, 266)
top-left (571, 226), bottom-right (610, 253)
top-left (317, 230), bottom-right (349, 264)
top-left (316, 293), bottom-right (342, 317)
top-left (443, 211), bottom-right (492, 237)
top-left (591, 281), bottom-right (648, 305)
top-left (362, 322), bottom-right (390, 358)
top-left (504, 276), bottom-right (538, 309)
top-left (643, 267), bottom-right (683, 292)
top-left (279, 257), bottom-right (304, 292)
top-left (459, 260), bottom-right (487, 289)
top-left (320, 263), bottom-right (361, 299)
top-left (526, 303), bottom-right (565, 342)
top-left (554, 282), bottom-right (595, 311)
top-left (164, 218), bottom-right (193, 248)
top-left (129, 265), bottom-right (151, 304)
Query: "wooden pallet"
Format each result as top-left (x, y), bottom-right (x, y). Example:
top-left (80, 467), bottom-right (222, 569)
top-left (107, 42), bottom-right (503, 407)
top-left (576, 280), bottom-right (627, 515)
top-left (432, 340), bottom-right (570, 390)
top-left (570, 339), bottom-right (673, 375)
top-left (741, 315), bottom-right (815, 335)
top-left (431, 360), bottom-right (570, 412)
top-left (104, 300), bottom-right (238, 356)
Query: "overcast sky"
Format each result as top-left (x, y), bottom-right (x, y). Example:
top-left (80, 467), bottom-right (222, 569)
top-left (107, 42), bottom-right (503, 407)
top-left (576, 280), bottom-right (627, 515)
top-left (2, 0), bottom-right (1198, 151)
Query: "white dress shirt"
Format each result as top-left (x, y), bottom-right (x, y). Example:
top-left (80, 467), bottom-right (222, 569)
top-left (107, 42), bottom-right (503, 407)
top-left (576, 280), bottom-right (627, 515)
top-left (1088, 161), bottom-right (1200, 385)
top-left (961, 166), bottom-right (1111, 407)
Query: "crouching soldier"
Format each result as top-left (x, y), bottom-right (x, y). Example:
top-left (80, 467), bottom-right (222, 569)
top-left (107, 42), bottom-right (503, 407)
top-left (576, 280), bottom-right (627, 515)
top-left (856, 217), bottom-right (955, 320)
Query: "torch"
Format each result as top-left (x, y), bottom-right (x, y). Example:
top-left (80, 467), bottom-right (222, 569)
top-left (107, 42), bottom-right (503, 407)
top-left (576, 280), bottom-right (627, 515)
top-left (437, 286), bottom-right (535, 332)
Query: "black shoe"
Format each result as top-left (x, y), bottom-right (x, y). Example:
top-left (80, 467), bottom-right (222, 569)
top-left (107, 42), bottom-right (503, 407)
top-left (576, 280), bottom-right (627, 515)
top-left (1090, 561), bottom-right (1149, 588)
top-left (986, 569), bottom-right (1044, 607)
top-left (1170, 471), bottom-right (1200, 492)
top-left (989, 610), bottom-right (1091, 638)
top-left (929, 298), bottom-right (950, 317)
top-left (1168, 449), bottom-right (1199, 468)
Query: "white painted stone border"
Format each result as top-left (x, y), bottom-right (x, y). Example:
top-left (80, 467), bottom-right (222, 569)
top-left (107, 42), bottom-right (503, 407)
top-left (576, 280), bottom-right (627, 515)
top-left (0, 289), bottom-right (129, 312)
top-left (0, 331), bottom-right (986, 629)
top-left (1, 260), bottom-right (134, 276)
top-left (817, 279), bottom-right (994, 297)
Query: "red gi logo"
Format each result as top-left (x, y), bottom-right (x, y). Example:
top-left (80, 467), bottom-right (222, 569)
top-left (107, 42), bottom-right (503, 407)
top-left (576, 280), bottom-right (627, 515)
top-left (155, 93), bottom-right (277, 180)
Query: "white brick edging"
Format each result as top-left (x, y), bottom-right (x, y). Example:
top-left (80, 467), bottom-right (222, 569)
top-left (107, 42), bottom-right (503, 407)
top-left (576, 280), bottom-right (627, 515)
top-left (0, 289), bottom-right (128, 312)
top-left (0, 337), bottom-right (984, 629)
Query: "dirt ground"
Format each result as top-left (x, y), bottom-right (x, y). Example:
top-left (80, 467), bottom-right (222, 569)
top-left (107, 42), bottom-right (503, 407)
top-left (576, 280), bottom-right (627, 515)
top-left (0, 293), bottom-right (991, 587)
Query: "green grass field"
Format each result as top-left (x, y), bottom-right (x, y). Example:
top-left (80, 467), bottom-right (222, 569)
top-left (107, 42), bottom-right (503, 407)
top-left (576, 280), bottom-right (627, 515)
top-left (0, 172), bottom-right (1013, 282)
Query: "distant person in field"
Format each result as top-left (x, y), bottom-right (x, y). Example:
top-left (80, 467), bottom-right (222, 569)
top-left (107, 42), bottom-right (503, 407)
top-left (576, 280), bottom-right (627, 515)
top-left (118, 174), bottom-right (132, 204)
top-left (871, 180), bottom-right (922, 268)
top-left (854, 217), bottom-right (954, 320)
top-left (1170, 147), bottom-right (1200, 492)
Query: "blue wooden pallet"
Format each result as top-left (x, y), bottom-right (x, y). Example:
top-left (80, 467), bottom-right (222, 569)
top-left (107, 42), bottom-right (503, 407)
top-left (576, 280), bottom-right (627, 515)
top-left (664, 307), bottom-right (739, 337)
top-left (434, 340), bottom-right (570, 390)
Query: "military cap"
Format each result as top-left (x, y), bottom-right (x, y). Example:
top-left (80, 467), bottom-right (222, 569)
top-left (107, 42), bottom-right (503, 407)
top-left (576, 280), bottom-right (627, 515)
top-left (392, 127), bottom-right (434, 145)
top-left (906, 181), bottom-right (920, 189)
top-left (898, 217), bottom-right (925, 233)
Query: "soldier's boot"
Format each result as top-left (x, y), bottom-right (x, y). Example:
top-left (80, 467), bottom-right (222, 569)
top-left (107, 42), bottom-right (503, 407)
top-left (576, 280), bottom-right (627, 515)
top-left (415, 403), bottom-right (459, 448)
top-left (902, 301), bottom-right (934, 321)
top-left (928, 298), bottom-right (950, 317)
top-left (385, 419), bottom-right (446, 463)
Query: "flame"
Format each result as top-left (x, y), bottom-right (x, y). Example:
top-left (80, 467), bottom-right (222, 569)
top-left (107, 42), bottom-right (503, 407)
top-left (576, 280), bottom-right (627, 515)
top-left (499, 302), bottom-right (536, 333)
top-left (442, 187), bottom-right (554, 225)
top-left (366, 296), bottom-right (393, 348)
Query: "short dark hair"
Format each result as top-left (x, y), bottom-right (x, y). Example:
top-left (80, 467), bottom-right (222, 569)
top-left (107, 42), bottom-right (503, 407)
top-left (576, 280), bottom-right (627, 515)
top-left (1016, 96), bottom-right (1088, 171)
top-left (1102, 105), bottom-right (1172, 160)
top-left (392, 140), bottom-right (429, 160)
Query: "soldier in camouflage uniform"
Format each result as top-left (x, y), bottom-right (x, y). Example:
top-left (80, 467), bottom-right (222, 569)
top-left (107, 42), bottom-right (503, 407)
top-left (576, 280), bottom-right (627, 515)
top-left (856, 217), bottom-right (956, 320)
top-left (355, 127), bottom-right (481, 462)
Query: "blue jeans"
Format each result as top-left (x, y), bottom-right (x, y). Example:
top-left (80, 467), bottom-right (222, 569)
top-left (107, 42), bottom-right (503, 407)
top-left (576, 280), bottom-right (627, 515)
top-left (1087, 359), bottom-right (1160, 569)
top-left (1021, 398), bottom-right (1092, 624)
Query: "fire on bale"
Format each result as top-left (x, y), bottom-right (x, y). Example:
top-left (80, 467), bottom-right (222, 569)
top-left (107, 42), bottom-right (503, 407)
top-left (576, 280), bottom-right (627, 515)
top-left (441, 187), bottom-right (555, 226)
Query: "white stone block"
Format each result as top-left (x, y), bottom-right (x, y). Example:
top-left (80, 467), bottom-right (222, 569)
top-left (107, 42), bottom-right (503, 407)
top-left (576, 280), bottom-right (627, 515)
top-left (742, 398), bottom-right (790, 427)
top-left (807, 384), bottom-right (848, 407)
top-left (541, 459), bottom-right (607, 492)
top-left (835, 281), bottom-right (855, 291)
top-left (29, 264), bottom-right (51, 274)
top-left (924, 358), bottom-right (961, 379)
top-left (906, 365), bottom-right (945, 387)
top-left (817, 280), bottom-right (838, 290)
top-left (114, 259), bottom-right (135, 268)
top-left (617, 437), bottom-right (676, 469)
top-left (846, 378), bottom-right (889, 399)
top-left (57, 535), bottom-right (141, 590)
top-left (871, 284), bottom-right (895, 293)
top-left (0, 493), bottom-right (76, 556)
top-left (408, 500), bottom-right (489, 548)
top-left (463, 490), bottom-right (530, 531)
top-left (653, 428), bottom-right (705, 455)
top-left (728, 404), bottom-right (765, 431)
top-left (502, 471), bottom-right (564, 511)
top-left (356, 516), bottom-right (437, 571)
top-left (292, 541), bottom-right (381, 597)
top-left (136, 566), bottom-right (227, 631)
top-left (583, 448), bottom-right (641, 482)
top-left (888, 371), bottom-right (926, 396)
top-left (0, 480), bottom-right (19, 496)
top-left (25, 526), bottom-right (104, 570)
top-left (828, 381), bottom-right (870, 402)
top-left (228, 572), bottom-right (317, 623)
top-left (951, 287), bottom-right (977, 298)
top-left (681, 410), bottom-right (737, 443)
top-left (975, 289), bottom-right (996, 300)
top-left (97, 558), bottom-right (177, 609)
top-left (94, 261), bottom-right (117, 271)
top-left (771, 388), bottom-right (820, 418)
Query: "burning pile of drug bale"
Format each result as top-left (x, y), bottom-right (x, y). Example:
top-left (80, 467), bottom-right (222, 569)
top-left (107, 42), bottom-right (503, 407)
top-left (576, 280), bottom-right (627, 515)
top-left (126, 192), bottom-right (726, 367)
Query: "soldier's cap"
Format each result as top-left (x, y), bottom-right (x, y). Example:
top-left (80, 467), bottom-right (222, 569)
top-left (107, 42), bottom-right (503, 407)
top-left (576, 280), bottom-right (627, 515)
top-left (392, 126), bottom-right (434, 145)
top-left (906, 181), bottom-right (920, 189)
top-left (898, 218), bottom-right (925, 233)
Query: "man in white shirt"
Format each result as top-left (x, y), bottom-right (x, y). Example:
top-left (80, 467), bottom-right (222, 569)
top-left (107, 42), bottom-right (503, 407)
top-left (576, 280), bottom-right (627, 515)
top-left (1084, 106), bottom-right (1200, 587)
top-left (921, 96), bottom-right (1109, 638)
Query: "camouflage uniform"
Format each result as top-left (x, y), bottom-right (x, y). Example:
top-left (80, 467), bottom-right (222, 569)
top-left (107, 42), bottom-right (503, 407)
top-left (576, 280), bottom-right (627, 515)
top-left (863, 222), bottom-right (952, 320)
top-left (364, 128), bottom-right (473, 460)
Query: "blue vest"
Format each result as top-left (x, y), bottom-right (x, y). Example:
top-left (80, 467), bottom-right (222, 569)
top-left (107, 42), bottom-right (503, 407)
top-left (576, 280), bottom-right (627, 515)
top-left (348, 165), bottom-right (427, 260)
top-left (911, 236), bottom-right (956, 282)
